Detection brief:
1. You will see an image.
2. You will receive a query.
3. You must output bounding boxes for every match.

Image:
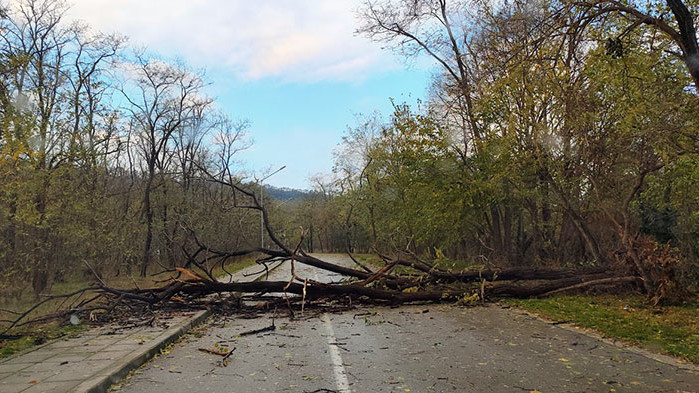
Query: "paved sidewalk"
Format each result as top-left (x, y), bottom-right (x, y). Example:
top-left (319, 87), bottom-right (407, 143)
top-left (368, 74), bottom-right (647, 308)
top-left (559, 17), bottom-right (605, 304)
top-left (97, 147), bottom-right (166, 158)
top-left (0, 260), bottom-right (285, 393)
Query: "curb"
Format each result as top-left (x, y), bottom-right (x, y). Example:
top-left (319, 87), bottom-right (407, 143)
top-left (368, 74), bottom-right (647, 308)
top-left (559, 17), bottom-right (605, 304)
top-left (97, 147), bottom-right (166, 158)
top-left (75, 259), bottom-right (287, 393)
top-left (72, 309), bottom-right (212, 393)
top-left (503, 305), bottom-right (699, 372)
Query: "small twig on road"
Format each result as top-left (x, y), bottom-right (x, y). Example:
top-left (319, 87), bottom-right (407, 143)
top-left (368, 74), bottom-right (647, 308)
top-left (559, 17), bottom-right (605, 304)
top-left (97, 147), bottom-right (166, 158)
top-left (328, 342), bottom-right (350, 352)
top-left (221, 347), bottom-right (236, 367)
top-left (304, 389), bottom-right (339, 393)
top-left (238, 320), bottom-right (276, 336)
top-left (513, 386), bottom-right (539, 392)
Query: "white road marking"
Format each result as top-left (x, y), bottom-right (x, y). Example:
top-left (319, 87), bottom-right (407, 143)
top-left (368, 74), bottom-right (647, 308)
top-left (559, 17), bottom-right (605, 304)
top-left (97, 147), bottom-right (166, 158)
top-left (314, 270), bottom-right (351, 393)
top-left (321, 313), bottom-right (351, 393)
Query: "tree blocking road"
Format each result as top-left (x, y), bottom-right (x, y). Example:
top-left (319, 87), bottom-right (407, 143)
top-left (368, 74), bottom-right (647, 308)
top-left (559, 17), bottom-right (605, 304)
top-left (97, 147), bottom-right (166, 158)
top-left (1, 167), bottom-right (677, 336)
top-left (116, 255), bottom-right (699, 393)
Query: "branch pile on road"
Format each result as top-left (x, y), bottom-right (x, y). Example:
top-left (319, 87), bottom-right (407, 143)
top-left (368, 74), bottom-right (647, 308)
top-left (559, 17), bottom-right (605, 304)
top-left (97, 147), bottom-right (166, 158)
top-left (1, 242), bottom-right (646, 336)
top-left (156, 245), bottom-right (641, 304)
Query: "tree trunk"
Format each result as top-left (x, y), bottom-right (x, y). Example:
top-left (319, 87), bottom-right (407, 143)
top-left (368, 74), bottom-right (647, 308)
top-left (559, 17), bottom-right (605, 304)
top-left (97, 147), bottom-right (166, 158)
top-left (4, 194), bottom-right (16, 252)
top-left (490, 206), bottom-right (503, 258)
top-left (503, 205), bottom-right (513, 261)
top-left (140, 171), bottom-right (155, 277)
top-left (545, 174), bottom-right (606, 264)
top-left (666, 0), bottom-right (699, 88)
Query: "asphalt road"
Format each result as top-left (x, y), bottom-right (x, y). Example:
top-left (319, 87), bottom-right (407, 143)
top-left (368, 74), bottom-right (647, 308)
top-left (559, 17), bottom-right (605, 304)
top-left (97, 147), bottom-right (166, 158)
top-left (116, 254), bottom-right (699, 393)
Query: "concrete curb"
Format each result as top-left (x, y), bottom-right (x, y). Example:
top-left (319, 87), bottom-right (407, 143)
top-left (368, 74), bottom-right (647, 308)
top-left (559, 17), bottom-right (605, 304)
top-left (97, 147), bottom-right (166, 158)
top-left (72, 260), bottom-right (287, 393)
top-left (72, 309), bottom-right (212, 393)
top-left (503, 305), bottom-right (699, 372)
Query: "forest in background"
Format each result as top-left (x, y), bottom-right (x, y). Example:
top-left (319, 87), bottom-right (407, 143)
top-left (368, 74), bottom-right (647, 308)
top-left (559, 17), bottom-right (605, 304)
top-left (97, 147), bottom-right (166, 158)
top-left (1, 0), bottom-right (698, 307)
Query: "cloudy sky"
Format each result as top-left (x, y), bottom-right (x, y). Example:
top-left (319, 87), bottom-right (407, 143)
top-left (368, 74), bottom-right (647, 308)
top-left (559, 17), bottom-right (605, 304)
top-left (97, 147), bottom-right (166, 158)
top-left (65, 0), bottom-right (431, 188)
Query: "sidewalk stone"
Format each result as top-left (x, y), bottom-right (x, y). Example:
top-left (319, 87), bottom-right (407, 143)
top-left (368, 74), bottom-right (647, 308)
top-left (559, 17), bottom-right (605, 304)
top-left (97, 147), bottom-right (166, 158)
top-left (2, 369), bottom-right (55, 385)
top-left (44, 361), bottom-right (112, 382)
top-left (23, 380), bottom-right (81, 393)
top-left (3, 383), bottom-right (32, 393)
top-left (47, 338), bottom-right (92, 349)
top-left (44, 354), bottom-right (91, 364)
top-left (0, 363), bottom-right (32, 373)
top-left (85, 350), bottom-right (132, 362)
top-left (10, 350), bottom-right (60, 363)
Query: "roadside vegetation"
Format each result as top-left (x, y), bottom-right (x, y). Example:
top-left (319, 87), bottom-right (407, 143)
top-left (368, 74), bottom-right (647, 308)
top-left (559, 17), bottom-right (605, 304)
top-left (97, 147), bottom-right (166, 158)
top-left (504, 295), bottom-right (699, 364)
top-left (0, 322), bottom-right (83, 358)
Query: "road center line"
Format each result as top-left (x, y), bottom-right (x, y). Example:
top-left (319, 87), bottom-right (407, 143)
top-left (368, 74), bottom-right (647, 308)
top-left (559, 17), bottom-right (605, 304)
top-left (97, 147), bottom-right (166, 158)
top-left (321, 313), bottom-right (351, 393)
top-left (314, 270), bottom-right (351, 393)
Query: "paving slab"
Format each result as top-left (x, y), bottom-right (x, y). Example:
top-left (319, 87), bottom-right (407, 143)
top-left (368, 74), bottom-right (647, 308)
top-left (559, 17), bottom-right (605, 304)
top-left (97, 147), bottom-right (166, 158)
top-left (2, 383), bottom-right (36, 393)
top-left (9, 350), bottom-right (61, 364)
top-left (0, 261), bottom-right (284, 393)
top-left (0, 363), bottom-right (32, 373)
top-left (0, 310), bottom-right (207, 393)
top-left (22, 380), bottom-right (81, 393)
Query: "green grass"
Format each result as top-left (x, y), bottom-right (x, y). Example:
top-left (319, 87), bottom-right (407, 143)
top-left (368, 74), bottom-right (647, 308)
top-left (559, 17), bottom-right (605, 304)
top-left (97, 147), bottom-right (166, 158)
top-left (0, 323), bottom-right (84, 358)
top-left (503, 295), bottom-right (699, 364)
top-left (354, 254), bottom-right (384, 268)
top-left (210, 255), bottom-right (259, 279)
top-left (356, 253), bottom-right (483, 276)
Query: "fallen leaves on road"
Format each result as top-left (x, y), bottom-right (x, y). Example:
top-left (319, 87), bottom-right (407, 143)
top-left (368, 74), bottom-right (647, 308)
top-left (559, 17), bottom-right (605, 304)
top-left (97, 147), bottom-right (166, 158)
top-left (198, 347), bottom-right (228, 356)
top-left (197, 345), bottom-right (236, 367)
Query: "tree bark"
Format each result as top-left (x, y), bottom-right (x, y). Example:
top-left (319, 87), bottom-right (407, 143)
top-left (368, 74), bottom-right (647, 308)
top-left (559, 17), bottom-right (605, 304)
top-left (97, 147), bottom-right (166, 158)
top-left (140, 170), bottom-right (155, 277)
top-left (666, 0), bottom-right (699, 87)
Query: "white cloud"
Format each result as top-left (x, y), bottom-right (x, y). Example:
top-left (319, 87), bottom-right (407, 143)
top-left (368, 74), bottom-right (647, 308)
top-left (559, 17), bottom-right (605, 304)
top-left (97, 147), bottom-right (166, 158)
top-left (62, 0), bottom-right (398, 82)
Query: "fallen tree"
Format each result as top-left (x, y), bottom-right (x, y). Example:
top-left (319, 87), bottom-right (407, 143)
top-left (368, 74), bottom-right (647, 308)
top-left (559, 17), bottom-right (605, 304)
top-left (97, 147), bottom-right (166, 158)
top-left (0, 170), bottom-right (676, 335)
top-left (0, 246), bottom-right (640, 336)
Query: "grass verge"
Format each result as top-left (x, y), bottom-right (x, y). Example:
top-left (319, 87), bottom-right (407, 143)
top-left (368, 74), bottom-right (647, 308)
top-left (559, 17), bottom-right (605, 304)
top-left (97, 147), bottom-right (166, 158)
top-left (0, 322), bottom-right (84, 358)
top-left (503, 294), bottom-right (699, 364)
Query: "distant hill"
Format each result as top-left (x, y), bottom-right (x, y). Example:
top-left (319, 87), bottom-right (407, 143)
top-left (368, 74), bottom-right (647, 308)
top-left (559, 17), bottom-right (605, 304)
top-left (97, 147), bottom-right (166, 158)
top-left (264, 185), bottom-right (311, 201)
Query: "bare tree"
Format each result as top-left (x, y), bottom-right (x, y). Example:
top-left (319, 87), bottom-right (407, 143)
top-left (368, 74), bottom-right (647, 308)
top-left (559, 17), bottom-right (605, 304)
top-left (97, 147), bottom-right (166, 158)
top-left (66, 26), bottom-right (125, 169)
top-left (121, 55), bottom-right (212, 276)
top-left (358, 0), bottom-right (482, 147)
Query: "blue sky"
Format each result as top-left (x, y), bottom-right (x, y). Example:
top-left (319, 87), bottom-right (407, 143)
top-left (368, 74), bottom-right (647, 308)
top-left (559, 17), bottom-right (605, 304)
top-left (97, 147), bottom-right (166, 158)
top-left (210, 69), bottom-right (429, 189)
top-left (65, 0), bottom-right (433, 189)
